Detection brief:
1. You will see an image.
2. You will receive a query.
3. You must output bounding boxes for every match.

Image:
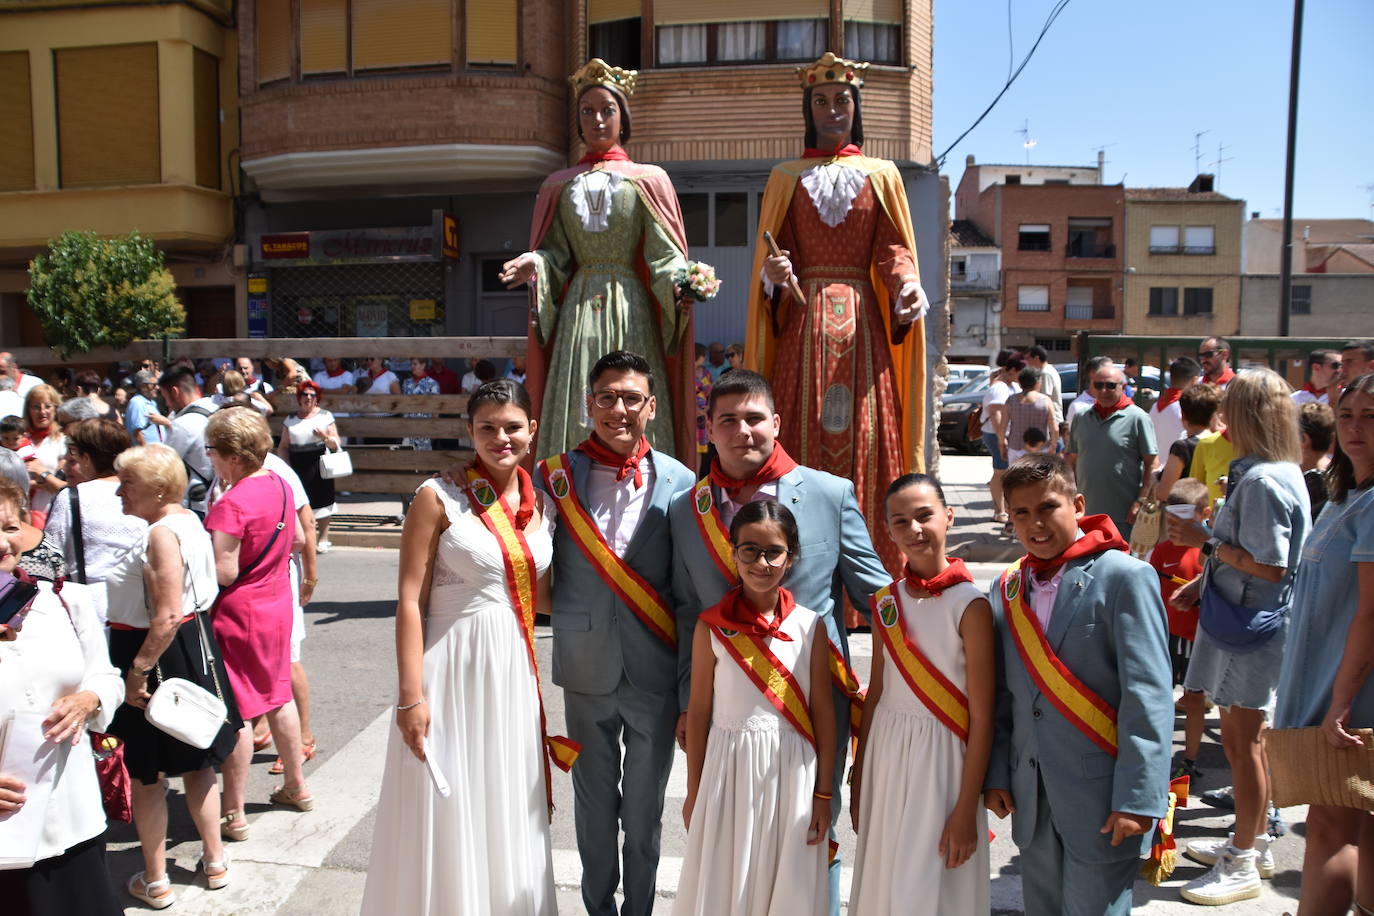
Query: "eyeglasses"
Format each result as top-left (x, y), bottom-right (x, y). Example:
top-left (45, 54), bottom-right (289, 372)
top-left (204, 444), bottom-right (222, 455)
top-left (1197, 349), bottom-right (1225, 359)
top-left (591, 390), bottom-right (649, 410)
top-left (733, 544), bottom-right (791, 567)
top-left (1092, 381), bottom-right (1120, 391)
top-left (298, 391), bottom-right (318, 399)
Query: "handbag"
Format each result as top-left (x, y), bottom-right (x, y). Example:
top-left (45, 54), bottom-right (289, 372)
top-left (1198, 576), bottom-right (1285, 653)
top-left (1268, 726), bottom-right (1374, 811)
top-left (145, 613), bottom-right (229, 751)
top-left (318, 444), bottom-right (353, 479)
top-left (965, 405), bottom-right (983, 446)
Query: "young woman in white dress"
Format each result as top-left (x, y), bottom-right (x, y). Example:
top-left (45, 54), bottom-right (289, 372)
top-left (361, 380), bottom-right (561, 916)
top-left (674, 501), bottom-right (834, 916)
top-left (848, 474), bottom-right (994, 914)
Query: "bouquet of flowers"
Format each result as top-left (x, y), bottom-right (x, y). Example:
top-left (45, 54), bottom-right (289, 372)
top-left (675, 262), bottom-right (721, 302)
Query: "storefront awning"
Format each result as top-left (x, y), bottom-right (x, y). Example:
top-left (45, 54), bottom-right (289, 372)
top-left (242, 143), bottom-right (567, 192)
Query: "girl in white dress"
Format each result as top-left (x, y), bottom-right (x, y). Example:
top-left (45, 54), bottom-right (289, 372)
top-left (848, 473), bottom-right (994, 914)
top-left (361, 380), bottom-right (565, 916)
top-left (674, 501), bottom-right (833, 916)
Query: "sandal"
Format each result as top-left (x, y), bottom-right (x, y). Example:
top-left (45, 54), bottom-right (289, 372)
top-left (993, 512), bottom-right (1010, 525)
top-left (220, 811), bottom-right (250, 842)
top-left (269, 740), bottom-right (317, 776)
top-left (127, 871), bottom-right (176, 909)
top-left (201, 857), bottom-right (230, 890)
top-left (252, 731), bottom-right (273, 752)
top-left (270, 784), bottom-right (315, 812)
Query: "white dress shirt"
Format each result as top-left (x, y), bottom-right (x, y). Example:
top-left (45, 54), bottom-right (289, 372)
top-left (584, 454), bottom-right (655, 556)
top-left (717, 480), bottom-right (778, 529)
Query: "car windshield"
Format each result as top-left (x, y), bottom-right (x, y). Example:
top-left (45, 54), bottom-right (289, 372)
top-left (950, 372), bottom-right (992, 395)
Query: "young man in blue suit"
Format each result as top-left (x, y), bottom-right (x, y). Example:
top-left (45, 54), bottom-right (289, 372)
top-left (983, 454), bottom-right (1173, 915)
top-left (536, 351), bottom-right (694, 916)
top-left (668, 369), bottom-right (889, 913)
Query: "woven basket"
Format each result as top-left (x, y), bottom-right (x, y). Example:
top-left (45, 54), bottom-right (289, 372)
top-left (1268, 726), bottom-right (1374, 811)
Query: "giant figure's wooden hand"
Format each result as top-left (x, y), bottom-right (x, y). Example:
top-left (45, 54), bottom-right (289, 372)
top-left (500, 253), bottom-right (538, 289)
top-left (895, 282), bottom-right (930, 326)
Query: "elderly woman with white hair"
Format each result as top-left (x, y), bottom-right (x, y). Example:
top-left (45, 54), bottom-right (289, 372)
top-left (103, 444), bottom-right (243, 908)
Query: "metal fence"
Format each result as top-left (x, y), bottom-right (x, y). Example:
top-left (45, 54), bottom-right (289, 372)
top-left (266, 262), bottom-right (446, 338)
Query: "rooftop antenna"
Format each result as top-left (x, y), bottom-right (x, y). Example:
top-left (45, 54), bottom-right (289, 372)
top-left (1015, 119), bottom-right (1037, 165)
top-left (1208, 141), bottom-right (1235, 188)
top-left (1360, 183), bottom-right (1374, 220)
top-left (1192, 130), bottom-right (1211, 176)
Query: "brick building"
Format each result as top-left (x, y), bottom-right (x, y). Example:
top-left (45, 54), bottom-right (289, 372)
top-left (953, 154), bottom-right (1123, 356)
top-left (1240, 215), bottom-right (1374, 337)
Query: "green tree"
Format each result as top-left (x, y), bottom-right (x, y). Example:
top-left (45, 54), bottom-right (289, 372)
top-left (27, 230), bottom-right (185, 358)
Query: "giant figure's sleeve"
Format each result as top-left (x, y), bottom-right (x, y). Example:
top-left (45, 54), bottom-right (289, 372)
top-left (530, 207), bottom-right (575, 348)
top-left (637, 199), bottom-right (690, 355)
top-left (872, 200), bottom-right (920, 341)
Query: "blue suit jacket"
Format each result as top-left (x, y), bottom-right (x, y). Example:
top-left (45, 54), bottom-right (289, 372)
top-left (538, 449), bottom-right (694, 696)
top-left (668, 466), bottom-right (889, 713)
top-left (984, 549), bottom-right (1173, 863)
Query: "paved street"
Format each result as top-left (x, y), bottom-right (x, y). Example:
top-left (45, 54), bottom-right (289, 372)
top-left (107, 453), bottom-right (1307, 914)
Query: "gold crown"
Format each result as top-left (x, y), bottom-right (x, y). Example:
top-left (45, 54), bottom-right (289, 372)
top-left (569, 58), bottom-right (637, 97)
top-left (796, 52), bottom-right (868, 90)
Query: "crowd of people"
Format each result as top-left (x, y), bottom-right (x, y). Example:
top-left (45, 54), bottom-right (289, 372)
top-left (0, 315), bottom-right (1370, 916)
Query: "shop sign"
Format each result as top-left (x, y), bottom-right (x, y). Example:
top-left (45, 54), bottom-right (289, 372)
top-left (442, 214), bottom-right (460, 260)
top-left (409, 299), bottom-right (437, 321)
top-left (255, 226), bottom-right (443, 265)
top-left (261, 234), bottom-right (310, 260)
top-left (356, 302), bottom-right (389, 337)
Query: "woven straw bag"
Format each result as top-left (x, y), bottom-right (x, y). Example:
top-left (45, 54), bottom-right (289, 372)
top-left (1268, 727), bottom-right (1374, 811)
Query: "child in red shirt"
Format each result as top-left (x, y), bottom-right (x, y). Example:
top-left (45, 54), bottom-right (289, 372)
top-left (1148, 477), bottom-right (1210, 780)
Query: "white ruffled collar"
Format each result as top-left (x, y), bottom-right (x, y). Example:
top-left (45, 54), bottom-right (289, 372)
top-left (569, 169), bottom-right (625, 233)
top-left (799, 162), bottom-right (865, 229)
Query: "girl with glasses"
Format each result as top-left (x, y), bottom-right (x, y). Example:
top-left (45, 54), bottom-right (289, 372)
top-left (675, 500), bottom-right (833, 916)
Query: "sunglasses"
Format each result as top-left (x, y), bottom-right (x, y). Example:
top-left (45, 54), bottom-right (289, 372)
top-left (1197, 349), bottom-right (1225, 359)
top-left (1092, 381), bottom-right (1121, 391)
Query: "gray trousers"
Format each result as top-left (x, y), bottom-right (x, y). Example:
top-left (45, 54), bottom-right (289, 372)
top-left (564, 680), bottom-right (677, 916)
top-left (1020, 775), bottom-right (1140, 916)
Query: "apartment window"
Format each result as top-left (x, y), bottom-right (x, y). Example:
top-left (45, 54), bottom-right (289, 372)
top-left (1183, 287), bottom-right (1214, 315)
top-left (1017, 285), bottom-right (1050, 312)
top-left (1018, 224), bottom-right (1051, 252)
top-left (56, 43), bottom-right (161, 188)
top-left (301, 0), bottom-right (348, 76)
top-left (1004, 174), bottom-right (1021, 185)
top-left (1183, 226), bottom-right (1216, 255)
top-left (680, 194), bottom-right (709, 248)
top-left (1149, 225), bottom-right (1180, 254)
top-left (589, 0), bottom-right (642, 71)
top-left (1067, 278), bottom-right (1113, 320)
top-left (0, 51), bottom-right (34, 192)
top-left (843, 0), bottom-right (902, 64)
top-left (1148, 287), bottom-right (1179, 316)
top-left (257, 0), bottom-right (291, 84)
top-left (656, 19), bottom-right (825, 64)
top-left (352, 0), bottom-right (451, 71)
top-left (1291, 284), bottom-right (1312, 315)
top-left (1034, 337), bottom-right (1073, 352)
top-left (467, 0), bottom-right (518, 67)
top-left (1066, 218), bottom-right (1113, 258)
top-left (680, 191), bottom-right (752, 247)
top-left (192, 49), bottom-right (221, 190)
top-left (950, 257), bottom-right (967, 278)
top-left (1065, 285), bottom-right (1094, 321)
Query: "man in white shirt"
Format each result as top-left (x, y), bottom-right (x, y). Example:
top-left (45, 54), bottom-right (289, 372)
top-left (1292, 349), bottom-right (1340, 406)
top-left (1150, 356), bottom-right (1202, 452)
top-left (157, 365), bottom-right (219, 513)
top-left (1026, 345), bottom-right (1064, 429)
top-left (535, 351), bottom-right (694, 916)
top-left (0, 376), bottom-right (23, 420)
top-left (0, 351), bottom-right (43, 401)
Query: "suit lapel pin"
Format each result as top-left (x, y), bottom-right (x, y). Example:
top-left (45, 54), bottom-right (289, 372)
top-left (791, 496), bottom-right (799, 503)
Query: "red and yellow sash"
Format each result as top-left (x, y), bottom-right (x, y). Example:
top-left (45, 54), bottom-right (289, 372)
top-left (539, 455), bottom-right (676, 647)
top-left (999, 558), bottom-right (1119, 756)
top-left (828, 642), bottom-right (865, 742)
top-left (690, 477), bottom-right (737, 581)
top-left (464, 467), bottom-right (581, 812)
top-left (871, 583), bottom-right (970, 742)
top-left (711, 625), bottom-right (816, 749)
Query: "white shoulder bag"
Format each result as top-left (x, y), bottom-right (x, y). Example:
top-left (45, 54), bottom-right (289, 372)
top-left (145, 613), bottom-right (228, 750)
top-left (318, 441), bottom-right (353, 479)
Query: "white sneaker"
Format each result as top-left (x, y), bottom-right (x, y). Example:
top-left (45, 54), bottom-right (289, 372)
top-left (1180, 846), bottom-right (1263, 905)
top-left (1184, 833), bottom-right (1274, 879)
top-left (317, 540), bottom-right (332, 554)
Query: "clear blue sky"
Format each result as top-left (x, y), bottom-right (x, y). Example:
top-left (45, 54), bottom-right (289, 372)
top-left (933, 0), bottom-right (1374, 220)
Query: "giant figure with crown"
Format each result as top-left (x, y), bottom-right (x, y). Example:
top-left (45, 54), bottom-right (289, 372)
top-left (502, 60), bottom-right (695, 463)
top-left (746, 53), bottom-right (930, 578)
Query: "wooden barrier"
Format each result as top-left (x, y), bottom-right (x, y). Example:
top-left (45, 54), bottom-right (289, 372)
top-left (8, 336), bottom-right (524, 369)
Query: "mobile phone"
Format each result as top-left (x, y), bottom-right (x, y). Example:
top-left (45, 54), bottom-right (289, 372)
top-left (0, 574), bottom-right (39, 627)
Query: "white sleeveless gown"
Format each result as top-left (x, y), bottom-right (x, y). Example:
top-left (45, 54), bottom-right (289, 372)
top-left (361, 479), bottom-right (558, 915)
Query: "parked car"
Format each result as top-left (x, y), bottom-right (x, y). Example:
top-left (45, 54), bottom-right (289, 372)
top-left (946, 363), bottom-right (992, 389)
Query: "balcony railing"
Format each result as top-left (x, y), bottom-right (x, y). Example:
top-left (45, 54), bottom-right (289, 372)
top-left (1150, 244), bottom-right (1216, 255)
top-left (1149, 244), bottom-right (1180, 255)
top-left (1066, 242), bottom-right (1117, 258)
top-left (949, 270), bottom-right (1000, 292)
top-left (1183, 245), bottom-right (1216, 255)
top-left (1066, 303), bottom-right (1116, 321)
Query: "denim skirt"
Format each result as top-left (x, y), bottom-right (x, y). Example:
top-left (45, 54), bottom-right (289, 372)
top-left (1183, 613), bottom-right (1288, 718)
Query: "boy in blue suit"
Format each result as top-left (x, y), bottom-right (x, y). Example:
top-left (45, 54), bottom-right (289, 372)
top-left (537, 351), bottom-right (694, 916)
top-left (983, 454), bottom-right (1172, 915)
top-left (669, 370), bottom-right (889, 913)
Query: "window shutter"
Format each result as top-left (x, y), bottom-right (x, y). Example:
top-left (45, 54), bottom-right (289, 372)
top-left (193, 49), bottom-right (220, 190)
top-left (56, 43), bottom-right (161, 189)
top-left (466, 0), bottom-right (517, 66)
top-left (0, 52), bottom-right (34, 192)
top-left (353, 0), bottom-right (451, 71)
top-left (1150, 225), bottom-right (1179, 248)
top-left (842, 0), bottom-right (902, 23)
top-left (301, 0), bottom-right (349, 74)
top-left (589, 0), bottom-right (640, 24)
top-left (1184, 226), bottom-right (1214, 250)
top-left (256, 0), bottom-right (291, 83)
top-left (654, 0), bottom-right (826, 25)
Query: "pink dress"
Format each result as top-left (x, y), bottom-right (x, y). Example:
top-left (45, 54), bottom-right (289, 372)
top-left (205, 472), bottom-right (295, 719)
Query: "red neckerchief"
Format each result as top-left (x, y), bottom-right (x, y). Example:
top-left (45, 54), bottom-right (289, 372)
top-left (469, 459), bottom-right (535, 530)
top-left (575, 434), bottom-right (651, 490)
top-left (326, 367), bottom-right (346, 378)
top-left (29, 427), bottom-right (50, 447)
top-left (709, 445), bottom-right (800, 502)
top-left (1299, 382), bottom-right (1328, 399)
top-left (1211, 366), bottom-right (1236, 386)
top-left (1155, 387), bottom-right (1183, 411)
top-left (700, 586), bottom-right (797, 642)
top-left (1024, 515), bottom-right (1127, 579)
top-left (578, 146), bottom-right (631, 165)
top-left (1220, 428), bottom-right (1231, 442)
top-left (1093, 393), bottom-right (1134, 420)
top-left (803, 143), bottom-right (863, 159)
top-left (904, 557), bottom-right (975, 597)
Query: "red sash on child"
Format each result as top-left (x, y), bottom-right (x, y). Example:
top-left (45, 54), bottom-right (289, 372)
top-left (464, 464), bottom-right (581, 813)
top-left (871, 583), bottom-right (971, 742)
top-left (538, 453), bottom-right (676, 647)
top-left (999, 557), bottom-right (1120, 756)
